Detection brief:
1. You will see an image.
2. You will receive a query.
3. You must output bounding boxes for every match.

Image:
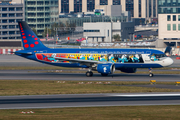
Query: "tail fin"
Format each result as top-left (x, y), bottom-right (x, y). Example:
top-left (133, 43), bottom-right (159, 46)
top-left (18, 21), bottom-right (47, 50)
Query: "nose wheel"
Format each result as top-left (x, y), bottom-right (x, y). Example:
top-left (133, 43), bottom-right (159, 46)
top-left (86, 71), bottom-right (93, 77)
top-left (149, 73), bottom-right (154, 77)
top-left (148, 68), bottom-right (153, 77)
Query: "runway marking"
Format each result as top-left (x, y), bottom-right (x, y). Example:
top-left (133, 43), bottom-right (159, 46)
top-left (109, 94), bottom-right (180, 97)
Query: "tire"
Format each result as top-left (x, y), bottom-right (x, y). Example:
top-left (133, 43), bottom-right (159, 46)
top-left (101, 73), bottom-right (108, 76)
top-left (149, 73), bottom-right (154, 77)
top-left (86, 72), bottom-right (93, 77)
top-left (90, 72), bottom-right (93, 76)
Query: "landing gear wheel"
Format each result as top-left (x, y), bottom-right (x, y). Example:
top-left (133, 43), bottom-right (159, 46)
top-left (149, 73), bottom-right (154, 77)
top-left (101, 73), bottom-right (108, 76)
top-left (86, 71), bottom-right (93, 77)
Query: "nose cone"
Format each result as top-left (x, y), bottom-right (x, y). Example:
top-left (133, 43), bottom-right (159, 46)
top-left (163, 57), bottom-right (174, 67)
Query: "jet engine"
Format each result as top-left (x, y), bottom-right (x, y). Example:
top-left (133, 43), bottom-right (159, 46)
top-left (97, 63), bottom-right (115, 74)
top-left (120, 68), bottom-right (137, 73)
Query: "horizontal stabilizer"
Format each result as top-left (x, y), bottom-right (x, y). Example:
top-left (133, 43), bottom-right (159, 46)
top-left (15, 51), bottom-right (32, 55)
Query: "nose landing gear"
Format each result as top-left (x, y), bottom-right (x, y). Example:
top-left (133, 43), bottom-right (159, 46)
top-left (148, 68), bottom-right (153, 77)
top-left (149, 73), bottom-right (154, 77)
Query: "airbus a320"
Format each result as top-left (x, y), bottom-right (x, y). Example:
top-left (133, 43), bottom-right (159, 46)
top-left (15, 21), bottom-right (173, 77)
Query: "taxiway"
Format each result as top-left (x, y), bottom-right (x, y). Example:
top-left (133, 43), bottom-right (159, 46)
top-left (0, 93), bottom-right (180, 109)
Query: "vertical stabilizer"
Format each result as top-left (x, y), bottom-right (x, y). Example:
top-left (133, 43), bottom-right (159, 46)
top-left (18, 21), bottom-right (47, 50)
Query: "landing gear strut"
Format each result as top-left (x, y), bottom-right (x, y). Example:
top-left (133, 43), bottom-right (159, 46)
top-left (86, 70), bottom-right (93, 77)
top-left (148, 68), bottom-right (153, 77)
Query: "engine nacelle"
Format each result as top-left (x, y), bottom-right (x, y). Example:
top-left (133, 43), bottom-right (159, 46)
top-left (97, 63), bottom-right (115, 74)
top-left (120, 68), bottom-right (137, 73)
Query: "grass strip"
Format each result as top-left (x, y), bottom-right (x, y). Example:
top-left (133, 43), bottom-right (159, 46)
top-left (0, 80), bottom-right (180, 96)
top-left (0, 106), bottom-right (180, 120)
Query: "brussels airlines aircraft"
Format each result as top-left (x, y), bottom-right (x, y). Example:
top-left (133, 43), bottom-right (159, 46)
top-left (15, 21), bottom-right (173, 77)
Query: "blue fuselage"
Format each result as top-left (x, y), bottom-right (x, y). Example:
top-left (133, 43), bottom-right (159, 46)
top-left (16, 48), bottom-right (165, 69)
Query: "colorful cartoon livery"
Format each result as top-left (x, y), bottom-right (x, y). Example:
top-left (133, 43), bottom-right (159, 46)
top-left (15, 21), bottom-right (173, 77)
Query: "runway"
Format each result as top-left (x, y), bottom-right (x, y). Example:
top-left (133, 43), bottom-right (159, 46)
top-left (1, 69), bottom-right (180, 81)
top-left (0, 70), bottom-right (180, 82)
top-left (0, 93), bottom-right (180, 109)
top-left (0, 55), bottom-right (180, 109)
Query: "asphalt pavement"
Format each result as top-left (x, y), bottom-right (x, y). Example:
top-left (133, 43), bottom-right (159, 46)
top-left (0, 55), bottom-right (180, 109)
top-left (0, 93), bottom-right (180, 109)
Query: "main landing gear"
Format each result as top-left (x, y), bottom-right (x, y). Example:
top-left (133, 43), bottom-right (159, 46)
top-left (86, 69), bottom-right (93, 77)
top-left (148, 68), bottom-right (154, 77)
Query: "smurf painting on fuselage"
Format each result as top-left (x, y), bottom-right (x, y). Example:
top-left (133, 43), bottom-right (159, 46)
top-left (15, 21), bottom-right (174, 77)
top-left (35, 52), bottom-right (165, 64)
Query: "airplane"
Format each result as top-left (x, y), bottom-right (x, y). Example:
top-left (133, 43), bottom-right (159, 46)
top-left (15, 21), bottom-right (173, 77)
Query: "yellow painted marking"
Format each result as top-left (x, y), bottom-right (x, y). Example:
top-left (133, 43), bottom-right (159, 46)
top-left (150, 80), bottom-right (156, 83)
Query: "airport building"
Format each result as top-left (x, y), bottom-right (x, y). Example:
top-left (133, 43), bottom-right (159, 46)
top-left (83, 21), bottom-right (134, 43)
top-left (59, 5), bottom-right (130, 27)
top-left (59, 0), bottom-right (158, 21)
top-left (0, 0), bottom-right (24, 45)
top-left (158, 0), bottom-right (180, 47)
top-left (24, 0), bottom-right (59, 38)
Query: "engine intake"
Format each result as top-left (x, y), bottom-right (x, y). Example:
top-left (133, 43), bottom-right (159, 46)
top-left (97, 63), bottom-right (115, 74)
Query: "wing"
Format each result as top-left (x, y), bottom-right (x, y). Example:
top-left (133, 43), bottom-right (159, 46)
top-left (54, 57), bottom-right (110, 66)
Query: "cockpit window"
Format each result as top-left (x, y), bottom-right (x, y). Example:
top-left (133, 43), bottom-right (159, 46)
top-left (150, 54), bottom-right (166, 61)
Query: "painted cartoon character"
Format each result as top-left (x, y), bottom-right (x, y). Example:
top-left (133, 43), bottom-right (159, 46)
top-left (134, 54), bottom-right (139, 63)
top-left (48, 53), bottom-right (58, 62)
top-left (118, 55), bottom-right (122, 62)
top-left (121, 54), bottom-right (128, 63)
top-left (100, 55), bottom-right (107, 62)
top-left (151, 54), bottom-right (158, 61)
top-left (129, 55), bottom-right (134, 62)
top-left (109, 54), bottom-right (115, 63)
top-left (88, 54), bottom-right (94, 60)
top-left (69, 54), bottom-right (74, 59)
top-left (80, 54), bottom-right (85, 60)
